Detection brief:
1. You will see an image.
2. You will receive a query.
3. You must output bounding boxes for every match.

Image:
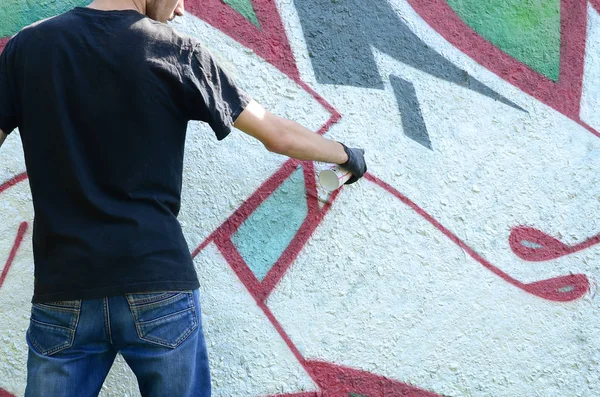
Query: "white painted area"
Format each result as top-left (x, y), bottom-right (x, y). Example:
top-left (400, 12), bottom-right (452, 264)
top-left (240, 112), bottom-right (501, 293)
top-left (194, 243), bottom-right (318, 396)
top-left (581, 3), bottom-right (600, 132)
top-left (267, 182), bottom-right (600, 397)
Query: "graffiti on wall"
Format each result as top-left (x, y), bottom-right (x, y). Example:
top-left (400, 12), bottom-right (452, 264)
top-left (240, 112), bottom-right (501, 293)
top-left (1, 0), bottom-right (599, 396)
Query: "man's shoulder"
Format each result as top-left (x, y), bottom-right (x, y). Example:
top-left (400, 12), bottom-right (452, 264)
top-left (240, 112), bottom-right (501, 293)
top-left (20, 9), bottom-right (76, 33)
top-left (133, 19), bottom-right (200, 51)
top-left (13, 9), bottom-right (76, 44)
top-left (1, 14), bottom-right (59, 55)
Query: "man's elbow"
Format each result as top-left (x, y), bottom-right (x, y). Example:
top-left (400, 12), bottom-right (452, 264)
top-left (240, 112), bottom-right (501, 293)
top-left (264, 136), bottom-right (291, 155)
top-left (262, 120), bottom-right (292, 155)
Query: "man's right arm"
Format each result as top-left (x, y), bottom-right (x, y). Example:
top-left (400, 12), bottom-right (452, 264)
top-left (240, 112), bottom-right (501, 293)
top-left (234, 100), bottom-right (367, 183)
top-left (183, 44), bottom-right (367, 182)
top-left (234, 100), bottom-right (348, 163)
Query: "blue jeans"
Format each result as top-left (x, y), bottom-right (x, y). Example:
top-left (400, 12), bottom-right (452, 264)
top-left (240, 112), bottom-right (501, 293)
top-left (25, 290), bottom-right (211, 397)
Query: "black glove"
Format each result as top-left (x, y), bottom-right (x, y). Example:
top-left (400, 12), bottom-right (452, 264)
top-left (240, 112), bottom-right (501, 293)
top-left (339, 143), bottom-right (367, 184)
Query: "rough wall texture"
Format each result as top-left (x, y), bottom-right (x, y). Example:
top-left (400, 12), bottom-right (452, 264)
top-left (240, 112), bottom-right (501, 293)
top-left (1, 0), bottom-right (600, 396)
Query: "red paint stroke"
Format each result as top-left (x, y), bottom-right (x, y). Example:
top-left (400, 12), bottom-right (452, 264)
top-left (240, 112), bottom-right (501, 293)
top-left (263, 393), bottom-right (317, 397)
top-left (509, 226), bottom-right (600, 262)
top-left (0, 388), bottom-right (16, 397)
top-left (0, 222), bottom-right (28, 290)
top-left (186, 0), bottom-right (300, 81)
top-left (406, 0), bottom-right (600, 139)
top-left (305, 361), bottom-right (443, 397)
top-left (365, 173), bottom-right (590, 302)
top-left (591, 0), bottom-right (600, 12)
top-left (523, 274), bottom-right (590, 302)
top-left (0, 172), bottom-right (28, 195)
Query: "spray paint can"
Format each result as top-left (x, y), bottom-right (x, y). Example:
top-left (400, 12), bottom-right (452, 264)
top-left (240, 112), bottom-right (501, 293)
top-left (318, 165), bottom-right (353, 191)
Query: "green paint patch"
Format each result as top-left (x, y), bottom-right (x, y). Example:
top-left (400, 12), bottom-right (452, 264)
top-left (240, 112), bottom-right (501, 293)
top-left (446, 0), bottom-right (561, 81)
top-left (350, 394), bottom-right (368, 397)
top-left (0, 0), bottom-right (89, 37)
top-left (223, 0), bottom-right (260, 28)
top-left (232, 167), bottom-right (307, 281)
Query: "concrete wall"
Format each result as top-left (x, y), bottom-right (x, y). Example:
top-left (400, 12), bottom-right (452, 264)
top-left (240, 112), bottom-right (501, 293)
top-left (1, 0), bottom-right (600, 396)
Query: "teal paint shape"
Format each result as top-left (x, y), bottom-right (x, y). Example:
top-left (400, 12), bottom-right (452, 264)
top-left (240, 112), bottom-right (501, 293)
top-left (350, 394), bottom-right (368, 397)
top-left (1, 0), bottom-right (90, 37)
top-left (446, 0), bottom-right (561, 81)
top-left (232, 167), bottom-right (307, 281)
top-left (223, 0), bottom-right (260, 28)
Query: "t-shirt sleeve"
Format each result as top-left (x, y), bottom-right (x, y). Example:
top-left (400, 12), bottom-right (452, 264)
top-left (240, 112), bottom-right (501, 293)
top-left (183, 44), bottom-right (252, 141)
top-left (0, 37), bottom-right (19, 134)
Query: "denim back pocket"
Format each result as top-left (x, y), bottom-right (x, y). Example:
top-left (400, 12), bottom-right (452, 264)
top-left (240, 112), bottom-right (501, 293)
top-left (126, 291), bottom-right (198, 349)
top-left (27, 300), bottom-right (81, 356)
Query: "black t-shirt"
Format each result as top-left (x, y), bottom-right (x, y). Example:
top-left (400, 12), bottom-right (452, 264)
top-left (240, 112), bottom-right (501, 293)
top-left (0, 7), bottom-right (251, 303)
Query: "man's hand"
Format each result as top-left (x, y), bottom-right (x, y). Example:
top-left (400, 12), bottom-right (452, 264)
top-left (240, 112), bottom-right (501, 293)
top-left (0, 129), bottom-right (7, 150)
top-left (339, 143), bottom-right (367, 184)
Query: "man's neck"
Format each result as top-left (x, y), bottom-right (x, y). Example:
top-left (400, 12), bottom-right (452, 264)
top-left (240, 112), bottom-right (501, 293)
top-left (86, 0), bottom-right (145, 14)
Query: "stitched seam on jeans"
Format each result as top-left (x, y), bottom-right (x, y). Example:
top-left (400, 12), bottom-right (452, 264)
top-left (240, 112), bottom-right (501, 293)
top-left (35, 300), bottom-right (80, 308)
top-left (30, 318), bottom-right (73, 332)
top-left (125, 291), bottom-right (181, 306)
top-left (69, 301), bottom-right (81, 329)
top-left (139, 314), bottom-right (197, 349)
top-left (127, 298), bottom-right (145, 344)
top-left (104, 297), bottom-right (113, 345)
top-left (69, 301), bottom-right (81, 352)
top-left (103, 298), bottom-right (108, 341)
top-left (29, 301), bottom-right (81, 356)
top-left (127, 292), bottom-right (185, 309)
top-left (29, 331), bottom-right (71, 356)
top-left (136, 298), bottom-right (198, 349)
top-left (33, 303), bottom-right (79, 313)
top-left (127, 292), bottom-right (197, 349)
top-left (136, 306), bottom-right (195, 326)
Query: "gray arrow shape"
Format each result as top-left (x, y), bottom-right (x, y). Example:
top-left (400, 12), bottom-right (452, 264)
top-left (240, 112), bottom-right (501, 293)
top-left (294, 0), bottom-right (524, 110)
top-left (390, 75), bottom-right (432, 150)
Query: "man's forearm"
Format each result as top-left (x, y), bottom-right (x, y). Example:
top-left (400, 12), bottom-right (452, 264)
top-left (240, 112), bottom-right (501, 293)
top-left (234, 99), bottom-right (367, 183)
top-left (275, 118), bottom-right (348, 164)
top-left (233, 100), bottom-right (351, 165)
